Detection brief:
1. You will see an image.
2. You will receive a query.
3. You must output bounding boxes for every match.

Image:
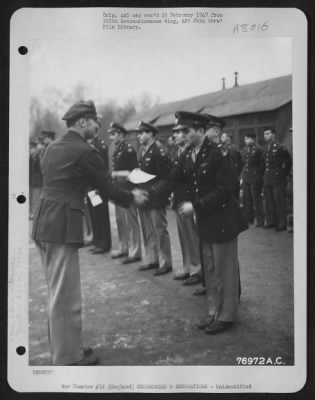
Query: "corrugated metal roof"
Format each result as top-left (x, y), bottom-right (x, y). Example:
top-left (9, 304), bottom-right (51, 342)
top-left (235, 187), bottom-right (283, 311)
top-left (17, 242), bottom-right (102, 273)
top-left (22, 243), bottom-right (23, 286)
top-left (125, 75), bottom-right (292, 130)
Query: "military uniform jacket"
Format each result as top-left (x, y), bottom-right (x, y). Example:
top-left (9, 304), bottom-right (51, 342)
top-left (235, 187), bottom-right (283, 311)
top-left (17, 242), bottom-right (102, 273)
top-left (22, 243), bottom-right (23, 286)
top-left (112, 140), bottom-right (138, 190)
top-left (263, 141), bottom-right (292, 186)
top-left (112, 140), bottom-right (138, 172)
top-left (151, 137), bottom-right (248, 243)
top-left (92, 137), bottom-right (109, 172)
top-left (241, 144), bottom-right (264, 184)
top-left (32, 130), bottom-right (133, 245)
top-left (220, 143), bottom-right (244, 176)
top-left (138, 141), bottom-right (172, 208)
top-left (171, 146), bottom-right (194, 209)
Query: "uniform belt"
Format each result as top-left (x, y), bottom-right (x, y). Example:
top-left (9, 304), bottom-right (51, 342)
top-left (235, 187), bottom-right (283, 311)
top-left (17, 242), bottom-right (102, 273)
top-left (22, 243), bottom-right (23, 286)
top-left (41, 187), bottom-right (84, 204)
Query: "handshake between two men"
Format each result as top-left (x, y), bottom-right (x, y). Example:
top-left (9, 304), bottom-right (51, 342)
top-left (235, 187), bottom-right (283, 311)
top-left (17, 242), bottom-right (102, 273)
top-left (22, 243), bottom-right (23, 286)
top-left (130, 188), bottom-right (194, 217)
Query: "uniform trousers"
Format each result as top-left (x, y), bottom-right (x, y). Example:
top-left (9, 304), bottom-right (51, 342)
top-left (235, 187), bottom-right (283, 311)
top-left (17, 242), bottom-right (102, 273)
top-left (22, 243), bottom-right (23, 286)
top-left (202, 238), bottom-right (240, 322)
top-left (115, 205), bottom-right (141, 258)
top-left (175, 211), bottom-right (201, 275)
top-left (264, 184), bottom-right (287, 228)
top-left (29, 186), bottom-right (41, 217)
top-left (35, 240), bottom-right (83, 365)
top-left (243, 182), bottom-right (264, 224)
top-left (138, 208), bottom-right (172, 269)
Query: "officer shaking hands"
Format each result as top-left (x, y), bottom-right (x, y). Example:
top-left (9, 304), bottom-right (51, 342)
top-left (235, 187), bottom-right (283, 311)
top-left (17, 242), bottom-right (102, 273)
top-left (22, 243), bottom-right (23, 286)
top-left (32, 100), bottom-right (147, 366)
top-left (149, 111), bottom-right (248, 334)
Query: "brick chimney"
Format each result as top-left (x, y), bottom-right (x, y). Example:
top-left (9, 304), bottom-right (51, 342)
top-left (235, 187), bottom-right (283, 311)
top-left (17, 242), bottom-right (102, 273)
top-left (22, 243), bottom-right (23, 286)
top-left (222, 77), bottom-right (226, 90)
top-left (234, 72), bottom-right (239, 87)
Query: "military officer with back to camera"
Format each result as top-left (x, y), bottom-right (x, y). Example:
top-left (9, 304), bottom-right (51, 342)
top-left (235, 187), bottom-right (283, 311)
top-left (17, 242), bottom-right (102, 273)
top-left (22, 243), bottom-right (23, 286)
top-left (241, 132), bottom-right (264, 227)
top-left (171, 125), bottom-right (202, 285)
top-left (136, 120), bottom-right (173, 276)
top-left (149, 111), bottom-right (248, 334)
top-left (262, 127), bottom-right (292, 231)
top-left (108, 122), bottom-right (142, 264)
top-left (32, 100), bottom-right (147, 366)
top-left (86, 133), bottom-right (112, 254)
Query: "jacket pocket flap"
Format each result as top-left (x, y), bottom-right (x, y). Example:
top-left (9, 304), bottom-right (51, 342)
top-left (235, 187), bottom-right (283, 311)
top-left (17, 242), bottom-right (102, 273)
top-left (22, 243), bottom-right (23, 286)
top-left (70, 199), bottom-right (84, 210)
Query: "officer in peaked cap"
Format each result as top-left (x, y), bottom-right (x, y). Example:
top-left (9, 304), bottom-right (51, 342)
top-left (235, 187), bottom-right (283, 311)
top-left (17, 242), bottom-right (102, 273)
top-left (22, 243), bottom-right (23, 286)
top-left (136, 120), bottom-right (173, 276)
top-left (108, 122), bottom-right (142, 264)
top-left (32, 100), bottom-right (147, 366)
top-left (149, 110), bottom-right (248, 334)
top-left (241, 132), bottom-right (264, 227)
top-left (262, 127), bottom-right (292, 231)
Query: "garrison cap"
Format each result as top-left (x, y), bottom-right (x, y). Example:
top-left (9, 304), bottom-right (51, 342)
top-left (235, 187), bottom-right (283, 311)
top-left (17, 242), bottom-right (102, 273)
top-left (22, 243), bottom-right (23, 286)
top-left (172, 111), bottom-right (210, 131)
top-left (107, 122), bottom-right (128, 135)
top-left (62, 100), bottom-right (100, 124)
top-left (136, 120), bottom-right (159, 135)
top-left (202, 113), bottom-right (226, 129)
top-left (40, 130), bottom-right (56, 140)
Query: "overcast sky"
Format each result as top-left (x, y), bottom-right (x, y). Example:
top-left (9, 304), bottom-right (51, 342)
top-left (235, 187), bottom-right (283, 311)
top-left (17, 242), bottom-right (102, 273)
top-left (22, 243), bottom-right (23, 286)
top-left (30, 37), bottom-right (291, 106)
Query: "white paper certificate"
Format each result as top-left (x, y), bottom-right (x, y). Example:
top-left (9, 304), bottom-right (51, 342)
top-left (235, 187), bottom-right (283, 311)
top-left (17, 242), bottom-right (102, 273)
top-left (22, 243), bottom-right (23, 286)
top-left (8, 7), bottom-right (307, 394)
top-left (127, 168), bottom-right (156, 184)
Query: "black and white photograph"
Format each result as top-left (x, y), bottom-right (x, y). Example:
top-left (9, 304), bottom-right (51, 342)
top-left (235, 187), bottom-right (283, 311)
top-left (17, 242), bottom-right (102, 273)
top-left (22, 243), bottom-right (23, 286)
top-left (8, 7), bottom-right (307, 393)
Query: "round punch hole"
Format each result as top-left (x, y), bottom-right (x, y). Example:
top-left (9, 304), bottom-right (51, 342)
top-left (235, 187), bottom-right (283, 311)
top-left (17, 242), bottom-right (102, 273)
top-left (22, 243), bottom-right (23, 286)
top-left (16, 346), bottom-right (26, 355)
top-left (18, 46), bottom-right (28, 55)
top-left (17, 194), bottom-right (26, 204)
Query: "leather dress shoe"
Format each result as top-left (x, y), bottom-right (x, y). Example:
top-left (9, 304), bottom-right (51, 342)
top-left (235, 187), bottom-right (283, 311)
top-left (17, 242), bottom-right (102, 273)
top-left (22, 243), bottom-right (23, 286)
top-left (69, 351), bottom-right (99, 366)
top-left (196, 315), bottom-right (215, 330)
top-left (255, 222), bottom-right (264, 227)
top-left (111, 252), bottom-right (128, 259)
top-left (263, 224), bottom-right (276, 229)
top-left (173, 272), bottom-right (190, 281)
top-left (139, 263), bottom-right (159, 271)
top-left (204, 321), bottom-right (234, 335)
top-left (182, 274), bottom-right (202, 286)
top-left (275, 226), bottom-right (286, 232)
top-left (193, 287), bottom-right (206, 296)
top-left (153, 266), bottom-right (172, 276)
top-left (91, 247), bottom-right (106, 254)
top-left (121, 256), bottom-right (141, 264)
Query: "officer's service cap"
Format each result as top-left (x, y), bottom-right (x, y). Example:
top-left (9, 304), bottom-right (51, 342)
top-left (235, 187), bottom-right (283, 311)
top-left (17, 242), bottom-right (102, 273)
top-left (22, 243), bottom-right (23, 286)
top-left (172, 111), bottom-right (210, 131)
top-left (136, 120), bottom-right (159, 134)
top-left (62, 100), bottom-right (101, 124)
top-left (202, 113), bottom-right (226, 129)
top-left (107, 122), bottom-right (128, 135)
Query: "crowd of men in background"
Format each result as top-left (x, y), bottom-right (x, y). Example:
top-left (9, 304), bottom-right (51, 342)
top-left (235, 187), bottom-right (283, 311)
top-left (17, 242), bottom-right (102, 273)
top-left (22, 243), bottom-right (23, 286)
top-left (29, 100), bottom-right (293, 364)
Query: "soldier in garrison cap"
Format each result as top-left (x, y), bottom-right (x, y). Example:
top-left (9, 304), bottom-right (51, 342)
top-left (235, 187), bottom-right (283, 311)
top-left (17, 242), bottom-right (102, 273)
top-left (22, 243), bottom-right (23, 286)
top-left (149, 111), bottom-right (248, 334)
top-left (136, 120), bottom-right (173, 276)
top-left (108, 122), bottom-right (142, 264)
top-left (171, 122), bottom-right (202, 286)
top-left (32, 100), bottom-right (148, 366)
top-left (240, 132), bottom-right (264, 227)
top-left (262, 127), bottom-right (292, 231)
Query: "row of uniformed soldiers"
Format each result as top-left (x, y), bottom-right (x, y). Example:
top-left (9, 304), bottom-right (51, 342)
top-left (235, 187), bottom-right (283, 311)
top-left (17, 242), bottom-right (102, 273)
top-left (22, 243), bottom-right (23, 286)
top-left (108, 119), bottom-right (293, 274)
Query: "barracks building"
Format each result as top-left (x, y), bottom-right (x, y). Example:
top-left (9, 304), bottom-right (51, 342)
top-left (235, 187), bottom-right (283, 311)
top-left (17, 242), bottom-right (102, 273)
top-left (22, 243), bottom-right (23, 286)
top-left (125, 74), bottom-right (292, 152)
